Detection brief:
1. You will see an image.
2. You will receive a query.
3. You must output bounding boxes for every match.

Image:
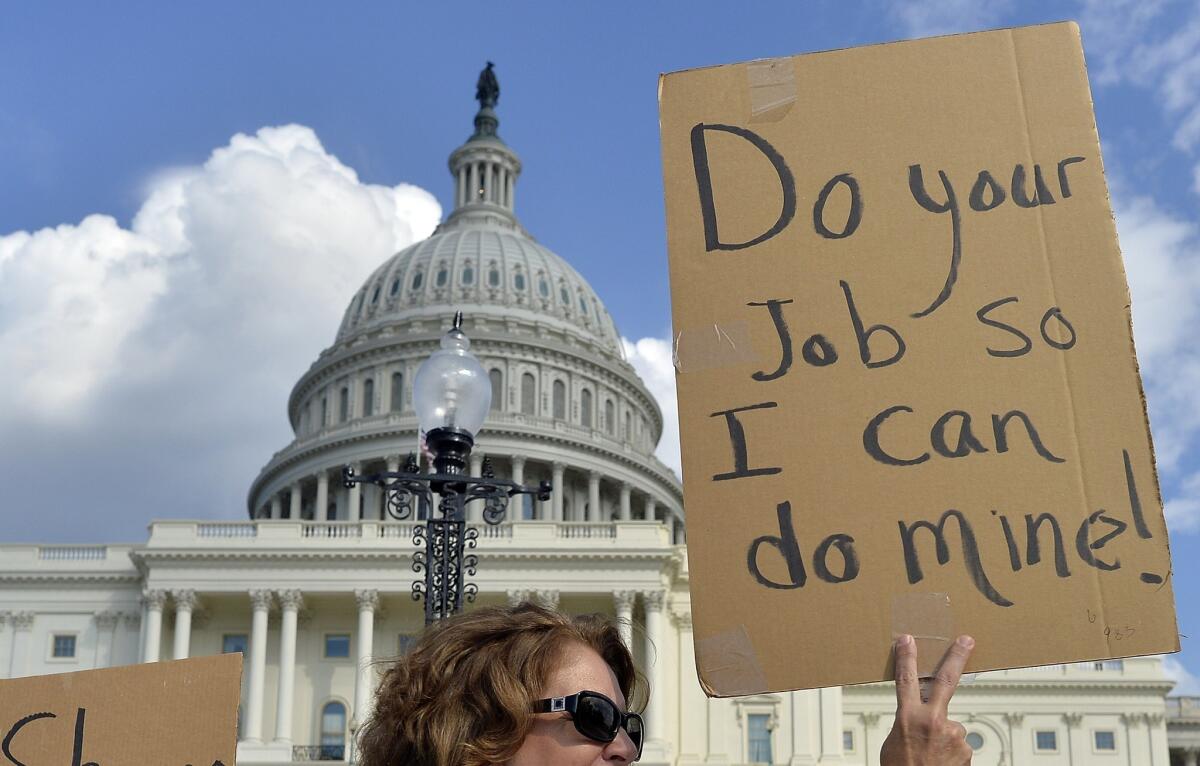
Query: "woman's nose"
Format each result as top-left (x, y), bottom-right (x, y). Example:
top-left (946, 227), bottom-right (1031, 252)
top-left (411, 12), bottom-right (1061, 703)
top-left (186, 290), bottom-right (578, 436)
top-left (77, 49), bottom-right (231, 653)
top-left (604, 729), bottom-right (638, 762)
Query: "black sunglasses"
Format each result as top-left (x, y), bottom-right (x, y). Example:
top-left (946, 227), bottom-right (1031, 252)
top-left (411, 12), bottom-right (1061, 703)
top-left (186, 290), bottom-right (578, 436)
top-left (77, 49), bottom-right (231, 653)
top-left (533, 690), bottom-right (644, 760)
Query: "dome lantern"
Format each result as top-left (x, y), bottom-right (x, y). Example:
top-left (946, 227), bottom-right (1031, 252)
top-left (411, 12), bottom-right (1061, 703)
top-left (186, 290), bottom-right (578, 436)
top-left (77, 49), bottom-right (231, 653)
top-left (444, 62), bottom-right (523, 231)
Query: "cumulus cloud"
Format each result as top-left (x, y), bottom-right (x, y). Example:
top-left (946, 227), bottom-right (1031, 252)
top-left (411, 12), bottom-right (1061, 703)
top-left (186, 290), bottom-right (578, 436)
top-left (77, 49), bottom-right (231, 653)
top-left (1163, 654), bottom-right (1200, 695)
top-left (0, 125), bottom-right (440, 542)
top-left (885, 0), bottom-right (1014, 38)
top-left (623, 337), bottom-right (681, 476)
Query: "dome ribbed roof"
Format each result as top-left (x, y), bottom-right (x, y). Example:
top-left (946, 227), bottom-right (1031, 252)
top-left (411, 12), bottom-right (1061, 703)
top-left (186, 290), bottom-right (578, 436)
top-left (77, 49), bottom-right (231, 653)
top-left (336, 226), bottom-right (621, 352)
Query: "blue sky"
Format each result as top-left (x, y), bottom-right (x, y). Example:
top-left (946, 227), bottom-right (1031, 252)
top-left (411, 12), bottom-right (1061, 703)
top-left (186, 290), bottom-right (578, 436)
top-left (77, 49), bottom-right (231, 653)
top-left (2, 1), bottom-right (1199, 689)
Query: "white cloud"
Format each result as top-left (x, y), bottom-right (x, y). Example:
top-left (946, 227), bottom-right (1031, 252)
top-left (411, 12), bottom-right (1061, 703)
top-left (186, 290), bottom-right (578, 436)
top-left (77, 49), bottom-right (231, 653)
top-left (1163, 655), bottom-right (1200, 695)
top-left (0, 125), bottom-right (440, 541)
top-left (885, 0), bottom-right (1014, 38)
top-left (623, 337), bottom-right (680, 476)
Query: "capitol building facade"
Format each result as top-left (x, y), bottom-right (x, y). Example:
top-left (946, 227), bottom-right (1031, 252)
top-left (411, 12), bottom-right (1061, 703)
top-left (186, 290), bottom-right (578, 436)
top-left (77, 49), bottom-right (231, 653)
top-left (0, 73), bottom-right (1192, 766)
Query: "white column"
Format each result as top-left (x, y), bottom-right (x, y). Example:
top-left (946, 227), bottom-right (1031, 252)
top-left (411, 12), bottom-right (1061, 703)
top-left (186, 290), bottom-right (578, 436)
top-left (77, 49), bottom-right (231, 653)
top-left (289, 483), bottom-right (301, 519)
top-left (0, 614), bottom-right (10, 680)
top-left (506, 169), bottom-right (514, 209)
top-left (587, 472), bottom-right (601, 522)
top-left (819, 686), bottom-right (845, 757)
top-left (511, 457), bottom-right (527, 520)
top-left (499, 167), bottom-right (508, 206)
top-left (273, 589), bottom-right (303, 744)
top-left (353, 590), bottom-right (379, 729)
top-left (8, 613), bottom-right (34, 678)
top-left (141, 590), bottom-right (167, 663)
top-left (92, 612), bottom-right (119, 667)
top-left (244, 589), bottom-right (273, 744)
top-left (552, 463), bottom-right (565, 521)
top-left (170, 589), bottom-right (197, 660)
top-left (613, 591), bottom-right (636, 649)
top-left (790, 689), bottom-right (822, 761)
top-left (675, 610), bottom-right (705, 763)
top-left (316, 471), bottom-right (330, 521)
top-left (619, 484), bottom-right (632, 521)
top-left (270, 494), bottom-right (282, 520)
top-left (347, 463), bottom-right (362, 520)
top-left (483, 162), bottom-right (494, 202)
top-left (468, 455), bottom-right (485, 522)
top-left (469, 163), bottom-right (479, 202)
top-left (665, 513), bottom-right (676, 543)
top-left (457, 166), bottom-right (466, 207)
top-left (642, 590), bottom-right (667, 751)
top-left (644, 495), bottom-right (657, 522)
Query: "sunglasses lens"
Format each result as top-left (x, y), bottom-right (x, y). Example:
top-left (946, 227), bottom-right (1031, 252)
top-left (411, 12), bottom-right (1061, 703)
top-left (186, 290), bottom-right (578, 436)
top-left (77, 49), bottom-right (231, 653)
top-left (575, 694), bottom-right (619, 741)
top-left (625, 713), bottom-right (645, 756)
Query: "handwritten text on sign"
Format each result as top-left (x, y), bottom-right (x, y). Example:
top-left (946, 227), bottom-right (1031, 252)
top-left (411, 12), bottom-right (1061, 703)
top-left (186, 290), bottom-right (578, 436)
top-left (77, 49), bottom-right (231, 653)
top-left (688, 124), bottom-right (1162, 607)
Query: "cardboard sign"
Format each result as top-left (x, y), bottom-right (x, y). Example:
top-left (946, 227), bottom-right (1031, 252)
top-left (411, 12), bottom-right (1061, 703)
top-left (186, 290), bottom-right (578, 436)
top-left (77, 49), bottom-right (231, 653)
top-left (659, 22), bottom-right (1180, 695)
top-left (0, 654), bottom-right (241, 764)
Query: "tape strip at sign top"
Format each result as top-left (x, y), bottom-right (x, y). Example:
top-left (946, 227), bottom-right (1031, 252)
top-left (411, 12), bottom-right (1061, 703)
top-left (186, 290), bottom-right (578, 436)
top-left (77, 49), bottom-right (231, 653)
top-left (746, 57), bottom-right (797, 124)
top-left (672, 322), bottom-right (760, 374)
top-left (695, 624), bottom-right (769, 697)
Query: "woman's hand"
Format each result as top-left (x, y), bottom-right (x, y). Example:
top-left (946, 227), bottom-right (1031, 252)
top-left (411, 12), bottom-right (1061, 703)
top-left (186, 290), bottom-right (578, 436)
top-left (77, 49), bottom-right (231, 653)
top-left (880, 634), bottom-right (975, 766)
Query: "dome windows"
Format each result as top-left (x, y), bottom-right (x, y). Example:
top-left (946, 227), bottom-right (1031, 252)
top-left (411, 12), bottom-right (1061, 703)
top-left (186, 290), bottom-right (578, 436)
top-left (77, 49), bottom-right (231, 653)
top-left (552, 379), bottom-right (566, 420)
top-left (520, 373), bottom-right (536, 415)
top-left (462, 264), bottom-right (475, 285)
top-left (435, 265), bottom-right (449, 288)
top-left (605, 399), bottom-right (615, 435)
top-left (390, 372), bottom-right (404, 412)
top-left (513, 269), bottom-right (526, 291)
top-left (579, 294), bottom-right (589, 315)
top-left (538, 274), bottom-right (550, 298)
top-left (580, 388), bottom-right (594, 429)
top-left (487, 263), bottom-right (501, 288)
top-left (362, 378), bottom-right (375, 417)
top-left (411, 270), bottom-right (425, 291)
top-left (489, 369), bottom-right (503, 411)
top-left (338, 386), bottom-right (350, 423)
top-left (560, 284), bottom-right (570, 305)
top-left (371, 285), bottom-right (381, 304)
top-left (390, 278), bottom-right (400, 297)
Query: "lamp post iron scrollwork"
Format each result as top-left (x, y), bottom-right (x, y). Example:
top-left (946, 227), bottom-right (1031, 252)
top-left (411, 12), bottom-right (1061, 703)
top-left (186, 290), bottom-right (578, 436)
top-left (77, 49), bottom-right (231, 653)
top-left (342, 312), bottom-right (551, 624)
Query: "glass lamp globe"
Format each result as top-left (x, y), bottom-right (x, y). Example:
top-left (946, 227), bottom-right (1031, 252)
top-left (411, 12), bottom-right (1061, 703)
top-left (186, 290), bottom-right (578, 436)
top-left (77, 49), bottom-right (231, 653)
top-left (413, 312), bottom-right (492, 451)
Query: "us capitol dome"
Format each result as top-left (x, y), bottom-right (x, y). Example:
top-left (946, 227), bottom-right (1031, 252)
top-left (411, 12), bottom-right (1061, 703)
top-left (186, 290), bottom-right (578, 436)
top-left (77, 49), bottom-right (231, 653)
top-left (247, 65), bottom-right (683, 538)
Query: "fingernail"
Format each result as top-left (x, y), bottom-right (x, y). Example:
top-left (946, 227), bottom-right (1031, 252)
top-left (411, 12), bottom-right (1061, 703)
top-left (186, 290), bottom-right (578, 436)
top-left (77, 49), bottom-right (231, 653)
top-left (897, 634), bottom-right (913, 647)
top-left (957, 635), bottom-right (975, 649)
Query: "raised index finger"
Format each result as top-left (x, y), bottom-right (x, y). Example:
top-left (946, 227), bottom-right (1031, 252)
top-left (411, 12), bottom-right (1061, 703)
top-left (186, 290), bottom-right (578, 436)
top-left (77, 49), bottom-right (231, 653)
top-left (893, 634), bottom-right (921, 709)
top-left (927, 635), bottom-right (975, 711)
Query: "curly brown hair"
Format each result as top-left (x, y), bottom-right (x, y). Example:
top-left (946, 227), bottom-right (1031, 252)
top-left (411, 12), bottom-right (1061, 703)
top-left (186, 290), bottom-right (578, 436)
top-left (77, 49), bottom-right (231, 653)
top-left (356, 602), bottom-right (646, 766)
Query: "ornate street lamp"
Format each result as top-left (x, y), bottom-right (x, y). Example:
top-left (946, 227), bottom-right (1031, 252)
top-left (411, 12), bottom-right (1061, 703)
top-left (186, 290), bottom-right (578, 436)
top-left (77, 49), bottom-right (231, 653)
top-left (342, 312), bottom-right (551, 624)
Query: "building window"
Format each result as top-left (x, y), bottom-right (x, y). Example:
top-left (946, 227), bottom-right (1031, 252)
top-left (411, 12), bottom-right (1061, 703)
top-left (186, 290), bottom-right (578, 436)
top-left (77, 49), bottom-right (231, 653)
top-left (324, 634), bottom-right (351, 659)
top-left (462, 264), bottom-right (474, 285)
top-left (489, 369), bottom-right (503, 411)
top-left (51, 634), bottom-right (76, 659)
top-left (604, 399), bottom-right (615, 435)
top-left (411, 270), bottom-right (424, 290)
top-left (488, 264), bottom-right (500, 287)
top-left (747, 713), bottom-right (772, 763)
top-left (390, 277), bottom-right (400, 296)
top-left (538, 275), bottom-right (550, 298)
top-left (520, 373), bottom-right (536, 415)
top-left (338, 387), bottom-right (349, 422)
top-left (966, 732), bottom-right (984, 751)
top-left (624, 411), bottom-right (631, 439)
top-left (579, 294), bottom-right (589, 314)
top-left (1094, 730), bottom-right (1116, 751)
top-left (580, 389), bottom-right (593, 429)
top-left (1034, 730), bottom-right (1058, 752)
top-left (552, 380), bottom-right (566, 420)
top-left (842, 730), bottom-right (855, 752)
top-left (320, 701), bottom-right (347, 760)
top-left (391, 372), bottom-right (404, 412)
top-left (514, 272), bottom-right (526, 291)
top-left (1095, 659), bottom-right (1124, 671)
top-left (371, 285), bottom-right (381, 304)
top-left (436, 265), bottom-right (448, 287)
top-left (560, 285), bottom-right (570, 305)
top-left (320, 396), bottom-right (327, 426)
top-left (221, 634), bottom-right (248, 655)
top-left (398, 634), bottom-right (417, 655)
top-left (362, 378), bottom-right (375, 417)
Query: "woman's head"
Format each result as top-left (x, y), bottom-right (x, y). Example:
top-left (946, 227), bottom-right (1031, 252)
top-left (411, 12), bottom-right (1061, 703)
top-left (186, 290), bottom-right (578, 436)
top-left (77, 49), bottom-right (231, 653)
top-left (357, 602), bottom-right (646, 766)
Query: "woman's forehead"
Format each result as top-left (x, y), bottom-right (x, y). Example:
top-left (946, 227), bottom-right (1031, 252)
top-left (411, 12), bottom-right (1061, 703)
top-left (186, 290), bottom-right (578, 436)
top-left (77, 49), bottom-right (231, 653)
top-left (543, 643), bottom-right (627, 707)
